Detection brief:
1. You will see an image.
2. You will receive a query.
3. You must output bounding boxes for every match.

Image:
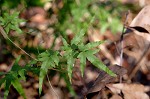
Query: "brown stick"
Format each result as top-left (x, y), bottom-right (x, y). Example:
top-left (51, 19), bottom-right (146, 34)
top-left (0, 26), bottom-right (37, 61)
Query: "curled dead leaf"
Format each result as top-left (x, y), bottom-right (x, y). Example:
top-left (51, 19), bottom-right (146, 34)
top-left (125, 5), bottom-right (150, 42)
top-left (87, 65), bottom-right (127, 94)
top-left (129, 5), bottom-right (150, 32)
top-left (106, 83), bottom-right (150, 99)
top-left (126, 26), bottom-right (149, 33)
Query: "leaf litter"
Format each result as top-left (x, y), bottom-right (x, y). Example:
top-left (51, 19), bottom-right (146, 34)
top-left (85, 5), bottom-right (150, 98)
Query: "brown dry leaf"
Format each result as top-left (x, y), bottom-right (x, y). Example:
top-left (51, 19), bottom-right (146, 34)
top-left (123, 32), bottom-right (147, 61)
top-left (124, 5), bottom-right (150, 80)
top-left (139, 0), bottom-right (150, 7)
top-left (126, 5), bottom-right (150, 42)
top-left (87, 65), bottom-right (127, 94)
top-left (106, 83), bottom-right (150, 99)
top-left (125, 10), bottom-right (133, 26)
top-left (129, 5), bottom-right (150, 31)
top-left (110, 94), bottom-right (122, 99)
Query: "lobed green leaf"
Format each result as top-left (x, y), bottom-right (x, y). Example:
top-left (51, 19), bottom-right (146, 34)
top-left (84, 41), bottom-right (105, 51)
top-left (52, 51), bottom-right (59, 66)
top-left (0, 78), bottom-right (6, 87)
top-left (77, 52), bottom-right (86, 77)
top-left (4, 75), bottom-right (13, 99)
top-left (87, 54), bottom-right (116, 76)
top-left (67, 54), bottom-right (75, 82)
top-left (18, 69), bottom-right (26, 81)
top-left (12, 79), bottom-right (26, 99)
top-left (11, 56), bottom-right (21, 71)
top-left (62, 38), bottom-right (69, 47)
top-left (38, 50), bottom-right (59, 95)
top-left (0, 12), bottom-right (24, 34)
top-left (39, 60), bottom-right (49, 95)
top-left (0, 72), bottom-right (6, 76)
top-left (71, 29), bottom-right (86, 45)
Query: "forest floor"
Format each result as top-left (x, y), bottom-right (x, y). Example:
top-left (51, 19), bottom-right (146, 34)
top-left (0, 1), bottom-right (150, 99)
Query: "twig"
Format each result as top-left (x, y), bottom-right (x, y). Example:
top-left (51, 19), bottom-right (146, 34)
top-left (46, 74), bottom-right (59, 99)
top-left (120, 11), bottom-right (130, 66)
top-left (119, 11), bottom-right (130, 83)
top-left (0, 25), bottom-right (38, 61)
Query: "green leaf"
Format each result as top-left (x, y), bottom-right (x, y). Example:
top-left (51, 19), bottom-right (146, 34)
top-left (77, 52), bottom-right (86, 77)
top-left (0, 17), bottom-right (5, 25)
top-left (62, 39), bottom-right (76, 82)
top-left (0, 78), bottom-right (6, 87)
top-left (61, 38), bottom-right (71, 51)
top-left (39, 60), bottom-right (49, 95)
top-left (18, 69), bottom-right (26, 81)
top-left (85, 41), bottom-right (104, 49)
top-left (71, 44), bottom-right (78, 50)
top-left (87, 53), bottom-right (116, 76)
top-left (62, 38), bottom-right (69, 47)
top-left (11, 56), bottom-right (21, 71)
top-left (1, 56), bottom-right (27, 99)
top-left (71, 16), bottom-right (95, 45)
top-left (0, 72), bottom-right (6, 76)
top-left (11, 12), bottom-right (19, 18)
top-left (13, 25), bottom-right (23, 34)
top-left (38, 50), bottom-right (59, 95)
top-left (12, 79), bottom-right (26, 99)
top-left (4, 75), bottom-right (13, 99)
top-left (38, 53), bottom-right (49, 61)
top-left (71, 29), bottom-right (86, 45)
top-left (0, 12), bottom-right (24, 34)
top-left (86, 49), bottom-right (100, 55)
top-left (78, 43), bottom-right (85, 51)
top-left (24, 64), bottom-right (40, 75)
top-left (52, 51), bottom-right (59, 66)
top-left (82, 41), bottom-right (104, 51)
top-left (67, 54), bottom-right (74, 82)
top-left (5, 26), bottom-right (10, 34)
top-left (100, 23), bottom-right (109, 33)
top-left (4, 82), bottom-right (11, 99)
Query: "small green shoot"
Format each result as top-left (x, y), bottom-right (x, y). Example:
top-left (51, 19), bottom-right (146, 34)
top-left (0, 12), bottom-right (24, 34)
